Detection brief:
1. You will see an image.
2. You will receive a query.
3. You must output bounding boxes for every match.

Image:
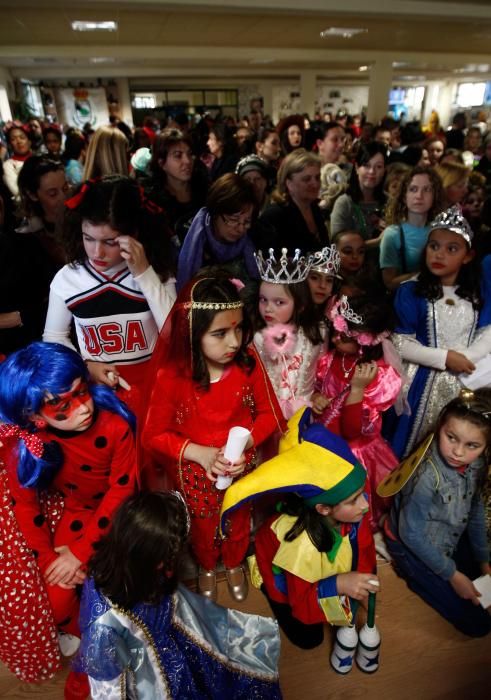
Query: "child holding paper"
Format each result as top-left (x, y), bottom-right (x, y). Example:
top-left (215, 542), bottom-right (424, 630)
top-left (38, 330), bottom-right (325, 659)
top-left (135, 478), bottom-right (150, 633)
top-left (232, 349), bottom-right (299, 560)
top-left (142, 277), bottom-right (285, 602)
top-left (381, 389), bottom-right (491, 637)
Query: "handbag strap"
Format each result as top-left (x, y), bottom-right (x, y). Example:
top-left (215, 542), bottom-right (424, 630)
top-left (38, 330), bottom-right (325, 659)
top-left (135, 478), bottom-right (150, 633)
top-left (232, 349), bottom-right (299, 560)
top-left (399, 224), bottom-right (407, 274)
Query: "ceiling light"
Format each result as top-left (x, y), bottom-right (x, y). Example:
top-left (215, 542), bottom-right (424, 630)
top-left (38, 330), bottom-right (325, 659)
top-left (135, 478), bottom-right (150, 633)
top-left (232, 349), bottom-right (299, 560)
top-left (89, 57), bottom-right (116, 64)
top-left (358, 65), bottom-right (368, 72)
top-left (320, 27), bottom-right (367, 39)
top-left (71, 21), bottom-right (117, 32)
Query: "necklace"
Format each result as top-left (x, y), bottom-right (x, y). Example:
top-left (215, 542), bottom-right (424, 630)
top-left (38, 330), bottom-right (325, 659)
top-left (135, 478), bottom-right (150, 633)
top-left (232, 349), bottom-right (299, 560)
top-left (341, 354), bottom-right (357, 379)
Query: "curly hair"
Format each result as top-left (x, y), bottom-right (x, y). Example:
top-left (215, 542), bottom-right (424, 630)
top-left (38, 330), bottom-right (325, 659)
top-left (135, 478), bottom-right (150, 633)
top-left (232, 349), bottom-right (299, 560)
top-left (89, 491), bottom-right (189, 608)
top-left (385, 165), bottom-right (444, 226)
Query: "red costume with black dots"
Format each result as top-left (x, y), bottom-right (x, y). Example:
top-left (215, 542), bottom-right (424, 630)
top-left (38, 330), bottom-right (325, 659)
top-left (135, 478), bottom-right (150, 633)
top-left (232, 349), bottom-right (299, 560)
top-left (1, 410), bottom-right (137, 640)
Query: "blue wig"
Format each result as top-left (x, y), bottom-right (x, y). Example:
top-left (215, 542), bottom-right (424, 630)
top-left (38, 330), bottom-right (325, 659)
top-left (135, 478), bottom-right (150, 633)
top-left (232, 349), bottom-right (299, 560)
top-left (0, 342), bottom-right (135, 489)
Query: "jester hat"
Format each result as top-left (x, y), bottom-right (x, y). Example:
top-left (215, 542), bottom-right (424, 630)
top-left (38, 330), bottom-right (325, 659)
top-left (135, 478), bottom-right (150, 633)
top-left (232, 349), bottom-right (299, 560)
top-left (220, 408), bottom-right (366, 534)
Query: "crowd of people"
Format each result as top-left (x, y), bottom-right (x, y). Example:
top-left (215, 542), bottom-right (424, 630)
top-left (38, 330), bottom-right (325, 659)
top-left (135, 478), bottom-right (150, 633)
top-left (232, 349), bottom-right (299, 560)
top-left (0, 105), bottom-right (490, 699)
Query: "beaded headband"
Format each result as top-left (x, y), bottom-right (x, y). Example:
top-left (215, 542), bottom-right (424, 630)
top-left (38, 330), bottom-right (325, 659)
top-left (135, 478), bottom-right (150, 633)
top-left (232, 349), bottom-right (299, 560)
top-left (309, 245), bottom-right (342, 277)
top-left (183, 301), bottom-right (243, 310)
top-left (255, 247), bottom-right (310, 284)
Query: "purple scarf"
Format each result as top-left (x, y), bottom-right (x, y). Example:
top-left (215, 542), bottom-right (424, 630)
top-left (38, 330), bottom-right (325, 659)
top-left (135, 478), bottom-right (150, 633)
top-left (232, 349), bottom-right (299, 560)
top-left (176, 207), bottom-right (258, 290)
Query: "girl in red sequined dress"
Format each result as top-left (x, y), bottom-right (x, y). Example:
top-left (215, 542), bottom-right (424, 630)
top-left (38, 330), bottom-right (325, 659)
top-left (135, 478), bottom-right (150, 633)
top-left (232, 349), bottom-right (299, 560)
top-left (143, 277), bottom-right (285, 602)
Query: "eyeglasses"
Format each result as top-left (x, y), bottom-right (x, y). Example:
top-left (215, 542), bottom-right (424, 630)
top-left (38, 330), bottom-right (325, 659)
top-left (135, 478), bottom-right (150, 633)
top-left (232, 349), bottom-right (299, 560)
top-left (221, 214), bottom-right (252, 229)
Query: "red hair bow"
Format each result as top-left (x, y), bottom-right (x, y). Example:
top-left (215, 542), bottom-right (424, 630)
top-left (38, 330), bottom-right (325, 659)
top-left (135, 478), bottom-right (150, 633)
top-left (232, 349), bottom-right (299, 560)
top-left (0, 423), bottom-right (44, 458)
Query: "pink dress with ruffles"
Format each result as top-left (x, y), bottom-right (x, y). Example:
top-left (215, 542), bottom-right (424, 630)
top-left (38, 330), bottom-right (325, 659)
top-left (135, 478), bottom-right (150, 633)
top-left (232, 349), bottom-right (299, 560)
top-left (315, 351), bottom-right (401, 529)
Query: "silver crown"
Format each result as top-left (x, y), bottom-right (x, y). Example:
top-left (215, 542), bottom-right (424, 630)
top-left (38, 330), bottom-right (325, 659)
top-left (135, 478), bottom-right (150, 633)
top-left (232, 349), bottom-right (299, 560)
top-left (309, 245), bottom-right (341, 276)
top-left (254, 248), bottom-right (311, 284)
top-left (336, 295), bottom-right (364, 325)
top-left (429, 205), bottom-right (473, 244)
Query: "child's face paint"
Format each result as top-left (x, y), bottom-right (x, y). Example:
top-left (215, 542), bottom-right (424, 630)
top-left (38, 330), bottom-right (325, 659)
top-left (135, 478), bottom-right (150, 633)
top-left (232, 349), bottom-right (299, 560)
top-left (330, 488), bottom-right (368, 524)
top-left (36, 378), bottom-right (94, 432)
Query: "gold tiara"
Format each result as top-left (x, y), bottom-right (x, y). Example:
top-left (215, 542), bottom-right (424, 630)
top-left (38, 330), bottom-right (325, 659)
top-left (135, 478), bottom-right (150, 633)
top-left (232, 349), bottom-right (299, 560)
top-left (183, 301), bottom-right (243, 310)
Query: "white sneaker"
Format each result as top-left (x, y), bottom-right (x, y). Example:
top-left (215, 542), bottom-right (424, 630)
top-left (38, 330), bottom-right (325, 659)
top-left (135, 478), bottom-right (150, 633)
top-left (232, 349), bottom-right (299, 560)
top-left (58, 632), bottom-right (81, 656)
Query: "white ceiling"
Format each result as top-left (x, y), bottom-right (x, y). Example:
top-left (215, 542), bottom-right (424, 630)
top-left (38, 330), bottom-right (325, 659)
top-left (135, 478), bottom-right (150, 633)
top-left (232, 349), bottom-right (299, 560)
top-left (0, 0), bottom-right (490, 87)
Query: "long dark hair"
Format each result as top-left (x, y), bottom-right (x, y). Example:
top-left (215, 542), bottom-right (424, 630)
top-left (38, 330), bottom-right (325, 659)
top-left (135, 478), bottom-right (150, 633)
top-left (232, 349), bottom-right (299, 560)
top-left (17, 155), bottom-right (65, 219)
top-left (280, 493), bottom-right (335, 552)
top-left (89, 491), bottom-right (189, 609)
top-left (62, 175), bottom-right (174, 280)
top-left (415, 234), bottom-right (481, 308)
top-left (191, 277), bottom-right (255, 387)
top-left (348, 141), bottom-right (387, 204)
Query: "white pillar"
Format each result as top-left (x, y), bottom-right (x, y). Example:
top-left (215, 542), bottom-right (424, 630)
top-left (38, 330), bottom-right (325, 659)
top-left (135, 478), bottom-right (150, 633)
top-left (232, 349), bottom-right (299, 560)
top-left (115, 78), bottom-right (133, 127)
top-left (437, 82), bottom-right (456, 129)
top-left (0, 67), bottom-right (13, 122)
top-left (258, 81), bottom-right (273, 120)
top-left (367, 60), bottom-right (392, 123)
top-left (422, 82), bottom-right (441, 125)
top-left (300, 71), bottom-right (316, 119)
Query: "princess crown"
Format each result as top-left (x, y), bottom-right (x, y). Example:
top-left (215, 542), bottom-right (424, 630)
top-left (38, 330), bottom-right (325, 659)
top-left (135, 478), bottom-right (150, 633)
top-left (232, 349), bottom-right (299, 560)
top-left (309, 245), bottom-right (341, 277)
top-left (429, 205), bottom-right (473, 244)
top-left (254, 248), bottom-right (310, 284)
top-left (330, 295), bottom-right (364, 328)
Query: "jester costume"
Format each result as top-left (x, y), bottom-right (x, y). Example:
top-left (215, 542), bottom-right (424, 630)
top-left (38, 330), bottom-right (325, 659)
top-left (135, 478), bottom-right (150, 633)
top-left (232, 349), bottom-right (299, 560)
top-left (221, 409), bottom-right (376, 647)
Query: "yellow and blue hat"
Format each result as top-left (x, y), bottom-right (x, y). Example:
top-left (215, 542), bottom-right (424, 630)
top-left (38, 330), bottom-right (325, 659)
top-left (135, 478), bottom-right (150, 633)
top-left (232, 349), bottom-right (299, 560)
top-left (220, 408), bottom-right (366, 533)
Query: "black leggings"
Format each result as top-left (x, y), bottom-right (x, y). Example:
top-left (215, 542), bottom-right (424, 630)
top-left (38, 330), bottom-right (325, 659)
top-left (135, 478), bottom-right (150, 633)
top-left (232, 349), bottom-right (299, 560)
top-left (261, 586), bottom-right (325, 649)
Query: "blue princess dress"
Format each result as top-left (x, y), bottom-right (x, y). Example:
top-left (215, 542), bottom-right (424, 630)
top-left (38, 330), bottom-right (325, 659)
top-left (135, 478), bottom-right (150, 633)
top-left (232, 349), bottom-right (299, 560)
top-left (75, 578), bottom-right (282, 699)
top-left (389, 280), bottom-right (491, 458)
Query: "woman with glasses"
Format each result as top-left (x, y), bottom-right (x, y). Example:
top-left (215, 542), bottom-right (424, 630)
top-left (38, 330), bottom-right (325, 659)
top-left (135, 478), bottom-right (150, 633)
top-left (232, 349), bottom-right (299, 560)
top-left (255, 148), bottom-right (327, 254)
top-left (176, 173), bottom-right (259, 290)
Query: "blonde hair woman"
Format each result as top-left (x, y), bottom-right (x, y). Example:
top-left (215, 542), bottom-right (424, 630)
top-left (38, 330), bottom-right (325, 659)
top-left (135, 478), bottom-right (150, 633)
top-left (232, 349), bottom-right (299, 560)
top-left (257, 148), bottom-right (327, 253)
top-left (82, 126), bottom-right (129, 180)
top-left (435, 160), bottom-right (470, 207)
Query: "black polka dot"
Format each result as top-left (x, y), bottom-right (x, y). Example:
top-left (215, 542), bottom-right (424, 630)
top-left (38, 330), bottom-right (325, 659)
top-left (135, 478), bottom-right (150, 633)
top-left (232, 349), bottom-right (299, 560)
top-left (98, 516), bottom-right (110, 529)
top-left (11, 497), bottom-right (16, 507)
top-left (92, 492), bottom-right (104, 500)
top-left (84, 505), bottom-right (93, 511)
top-left (117, 474), bottom-right (129, 485)
top-left (32, 549), bottom-right (39, 558)
top-left (80, 464), bottom-right (92, 472)
top-left (33, 514), bottom-right (45, 527)
top-left (70, 520), bottom-right (83, 532)
top-left (65, 483), bottom-right (78, 490)
top-left (95, 436), bottom-right (107, 448)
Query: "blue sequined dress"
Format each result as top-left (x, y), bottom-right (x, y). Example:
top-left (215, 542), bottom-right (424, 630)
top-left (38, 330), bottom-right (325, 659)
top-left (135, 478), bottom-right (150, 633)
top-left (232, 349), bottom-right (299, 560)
top-left (75, 578), bottom-right (282, 699)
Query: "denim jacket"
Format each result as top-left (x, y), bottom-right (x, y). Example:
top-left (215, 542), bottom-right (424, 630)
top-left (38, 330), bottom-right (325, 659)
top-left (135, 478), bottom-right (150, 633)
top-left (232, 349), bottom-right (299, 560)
top-left (390, 441), bottom-right (489, 580)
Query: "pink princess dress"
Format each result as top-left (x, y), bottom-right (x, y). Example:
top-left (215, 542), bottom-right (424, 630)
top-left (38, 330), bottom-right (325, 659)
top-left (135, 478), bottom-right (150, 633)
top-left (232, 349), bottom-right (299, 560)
top-left (314, 351), bottom-right (401, 529)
